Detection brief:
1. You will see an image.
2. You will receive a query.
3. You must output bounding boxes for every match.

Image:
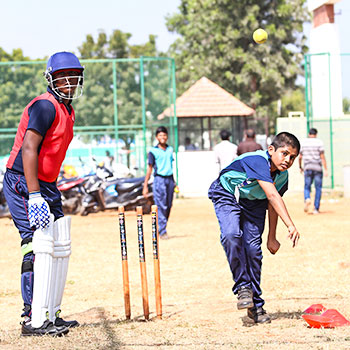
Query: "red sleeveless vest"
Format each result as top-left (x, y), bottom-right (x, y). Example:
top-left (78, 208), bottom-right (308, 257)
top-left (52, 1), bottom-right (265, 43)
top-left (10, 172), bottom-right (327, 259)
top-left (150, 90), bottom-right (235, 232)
top-left (7, 92), bottom-right (75, 182)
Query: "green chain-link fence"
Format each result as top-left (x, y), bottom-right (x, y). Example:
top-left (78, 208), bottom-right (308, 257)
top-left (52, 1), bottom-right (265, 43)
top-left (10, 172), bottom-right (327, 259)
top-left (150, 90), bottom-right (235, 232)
top-left (0, 56), bottom-right (178, 178)
top-left (304, 52), bottom-right (350, 188)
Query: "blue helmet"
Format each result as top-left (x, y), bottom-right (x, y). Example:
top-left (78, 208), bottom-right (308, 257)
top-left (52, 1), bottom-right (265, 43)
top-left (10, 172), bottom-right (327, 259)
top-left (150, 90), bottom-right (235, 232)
top-left (45, 51), bottom-right (84, 75)
top-left (44, 52), bottom-right (84, 100)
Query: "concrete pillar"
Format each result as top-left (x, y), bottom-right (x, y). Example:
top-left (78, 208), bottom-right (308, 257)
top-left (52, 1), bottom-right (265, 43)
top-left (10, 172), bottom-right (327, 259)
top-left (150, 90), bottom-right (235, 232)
top-left (308, 0), bottom-right (343, 119)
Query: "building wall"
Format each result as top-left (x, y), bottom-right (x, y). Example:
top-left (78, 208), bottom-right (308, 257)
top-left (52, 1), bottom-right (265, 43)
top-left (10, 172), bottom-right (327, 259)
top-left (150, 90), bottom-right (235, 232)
top-left (308, 1), bottom-right (343, 120)
top-left (309, 25), bottom-right (343, 119)
top-left (176, 151), bottom-right (218, 197)
top-left (277, 114), bottom-right (350, 190)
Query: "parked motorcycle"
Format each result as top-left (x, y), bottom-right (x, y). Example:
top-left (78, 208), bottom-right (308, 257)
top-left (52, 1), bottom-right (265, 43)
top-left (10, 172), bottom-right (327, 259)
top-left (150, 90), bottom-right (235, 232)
top-left (81, 162), bottom-right (154, 215)
top-left (57, 175), bottom-right (89, 215)
top-left (58, 159), bottom-right (154, 216)
top-left (95, 176), bottom-right (153, 214)
top-left (57, 158), bottom-right (107, 215)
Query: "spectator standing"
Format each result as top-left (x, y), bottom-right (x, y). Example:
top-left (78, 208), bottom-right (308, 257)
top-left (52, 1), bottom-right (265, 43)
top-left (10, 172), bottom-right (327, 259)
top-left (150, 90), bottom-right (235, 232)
top-left (237, 129), bottom-right (263, 156)
top-left (143, 126), bottom-right (176, 239)
top-left (213, 130), bottom-right (238, 172)
top-left (184, 137), bottom-right (197, 151)
top-left (299, 128), bottom-right (328, 214)
top-left (104, 150), bottom-right (114, 173)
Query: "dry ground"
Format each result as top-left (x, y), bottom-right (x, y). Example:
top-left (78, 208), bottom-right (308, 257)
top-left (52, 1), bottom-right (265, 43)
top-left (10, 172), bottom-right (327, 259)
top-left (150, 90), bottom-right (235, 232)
top-left (1, 192), bottom-right (350, 350)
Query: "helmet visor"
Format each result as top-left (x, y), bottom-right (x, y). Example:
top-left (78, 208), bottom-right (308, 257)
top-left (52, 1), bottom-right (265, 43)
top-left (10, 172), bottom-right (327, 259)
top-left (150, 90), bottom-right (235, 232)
top-left (50, 69), bottom-right (84, 100)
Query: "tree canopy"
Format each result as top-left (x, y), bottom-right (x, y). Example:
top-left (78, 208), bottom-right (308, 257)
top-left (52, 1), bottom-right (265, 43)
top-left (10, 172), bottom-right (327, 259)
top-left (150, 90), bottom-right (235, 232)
top-left (0, 1), bottom-right (311, 152)
top-left (75, 30), bottom-right (160, 129)
top-left (166, 0), bottom-right (309, 132)
top-left (343, 97), bottom-right (350, 114)
top-left (0, 31), bottom-right (174, 154)
top-left (74, 30), bottom-right (173, 148)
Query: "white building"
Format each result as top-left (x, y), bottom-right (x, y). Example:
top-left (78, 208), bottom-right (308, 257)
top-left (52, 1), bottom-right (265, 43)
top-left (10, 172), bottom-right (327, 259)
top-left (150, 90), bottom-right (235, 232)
top-left (308, 0), bottom-right (343, 119)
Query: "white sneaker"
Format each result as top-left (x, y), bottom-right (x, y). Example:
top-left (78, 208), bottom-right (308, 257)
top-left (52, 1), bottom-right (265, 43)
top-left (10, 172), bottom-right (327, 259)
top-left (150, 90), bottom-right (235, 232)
top-left (304, 198), bottom-right (311, 213)
top-left (313, 209), bottom-right (320, 215)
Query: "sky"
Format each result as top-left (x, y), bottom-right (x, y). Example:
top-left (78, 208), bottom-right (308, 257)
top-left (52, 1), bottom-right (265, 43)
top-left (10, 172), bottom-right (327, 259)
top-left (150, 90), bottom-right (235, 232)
top-left (1, 1), bottom-right (350, 74)
top-left (333, 0), bottom-right (350, 53)
top-left (0, 0), bottom-right (181, 59)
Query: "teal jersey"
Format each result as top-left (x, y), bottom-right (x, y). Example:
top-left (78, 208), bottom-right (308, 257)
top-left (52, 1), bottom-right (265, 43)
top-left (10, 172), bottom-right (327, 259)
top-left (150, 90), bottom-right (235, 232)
top-left (148, 144), bottom-right (174, 176)
top-left (219, 150), bottom-right (288, 200)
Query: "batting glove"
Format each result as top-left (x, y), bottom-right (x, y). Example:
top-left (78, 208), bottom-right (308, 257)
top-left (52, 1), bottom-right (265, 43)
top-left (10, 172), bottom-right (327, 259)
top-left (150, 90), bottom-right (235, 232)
top-left (28, 191), bottom-right (51, 230)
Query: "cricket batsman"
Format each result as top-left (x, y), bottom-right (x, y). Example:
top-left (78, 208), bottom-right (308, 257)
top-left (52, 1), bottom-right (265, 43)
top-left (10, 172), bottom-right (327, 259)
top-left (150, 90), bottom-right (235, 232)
top-left (3, 51), bottom-right (84, 336)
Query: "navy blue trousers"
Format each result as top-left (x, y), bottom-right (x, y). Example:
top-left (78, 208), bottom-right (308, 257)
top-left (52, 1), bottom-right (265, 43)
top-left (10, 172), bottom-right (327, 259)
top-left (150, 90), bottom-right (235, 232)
top-left (153, 175), bottom-right (175, 236)
top-left (208, 179), bottom-right (267, 308)
top-left (3, 169), bottom-right (63, 317)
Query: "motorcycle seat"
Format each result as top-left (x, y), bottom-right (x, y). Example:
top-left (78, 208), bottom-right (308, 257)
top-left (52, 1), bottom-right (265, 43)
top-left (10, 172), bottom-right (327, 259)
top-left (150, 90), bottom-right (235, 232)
top-left (116, 176), bottom-right (145, 184)
top-left (115, 177), bottom-right (145, 194)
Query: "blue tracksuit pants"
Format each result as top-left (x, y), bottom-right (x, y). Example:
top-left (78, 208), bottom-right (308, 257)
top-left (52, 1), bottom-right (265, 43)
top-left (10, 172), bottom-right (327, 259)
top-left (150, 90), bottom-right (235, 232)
top-left (153, 175), bottom-right (175, 236)
top-left (208, 179), bottom-right (266, 308)
top-left (3, 169), bottom-right (63, 317)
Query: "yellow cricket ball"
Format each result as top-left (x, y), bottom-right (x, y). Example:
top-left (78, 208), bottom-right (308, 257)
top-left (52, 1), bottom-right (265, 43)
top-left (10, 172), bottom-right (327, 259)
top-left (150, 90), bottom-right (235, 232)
top-left (253, 28), bottom-right (268, 44)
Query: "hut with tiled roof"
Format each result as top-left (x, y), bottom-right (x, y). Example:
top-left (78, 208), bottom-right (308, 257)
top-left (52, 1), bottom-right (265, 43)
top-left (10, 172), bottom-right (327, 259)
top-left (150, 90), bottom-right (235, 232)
top-left (158, 76), bottom-right (255, 151)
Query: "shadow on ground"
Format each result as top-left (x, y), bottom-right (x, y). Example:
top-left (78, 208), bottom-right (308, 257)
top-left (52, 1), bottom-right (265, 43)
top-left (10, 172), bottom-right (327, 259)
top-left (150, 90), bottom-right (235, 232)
top-left (241, 310), bottom-right (303, 327)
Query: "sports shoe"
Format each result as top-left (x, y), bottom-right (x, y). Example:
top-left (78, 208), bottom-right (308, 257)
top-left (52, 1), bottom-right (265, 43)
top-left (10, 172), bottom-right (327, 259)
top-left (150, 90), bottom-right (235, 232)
top-left (21, 319), bottom-right (69, 337)
top-left (159, 233), bottom-right (169, 240)
top-left (312, 209), bottom-right (320, 215)
top-left (237, 286), bottom-right (254, 310)
top-left (55, 317), bottom-right (79, 328)
top-left (304, 198), bottom-right (311, 213)
top-left (54, 310), bottom-right (80, 328)
top-left (247, 306), bottom-right (271, 324)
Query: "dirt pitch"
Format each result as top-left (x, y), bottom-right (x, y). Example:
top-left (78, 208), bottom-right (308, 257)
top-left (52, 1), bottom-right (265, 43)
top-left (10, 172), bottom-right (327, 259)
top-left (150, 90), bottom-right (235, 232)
top-left (1, 192), bottom-right (350, 350)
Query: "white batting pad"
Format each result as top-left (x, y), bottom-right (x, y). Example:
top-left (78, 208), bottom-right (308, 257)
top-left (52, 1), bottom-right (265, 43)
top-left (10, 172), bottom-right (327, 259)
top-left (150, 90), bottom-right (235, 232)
top-left (31, 214), bottom-right (54, 328)
top-left (49, 216), bottom-right (71, 322)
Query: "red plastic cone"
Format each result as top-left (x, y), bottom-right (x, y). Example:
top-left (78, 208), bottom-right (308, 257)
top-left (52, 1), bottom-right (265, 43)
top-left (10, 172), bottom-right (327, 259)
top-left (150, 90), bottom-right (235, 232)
top-left (322, 309), bottom-right (350, 327)
top-left (303, 304), bottom-right (326, 314)
top-left (302, 308), bottom-right (350, 328)
top-left (302, 314), bottom-right (334, 328)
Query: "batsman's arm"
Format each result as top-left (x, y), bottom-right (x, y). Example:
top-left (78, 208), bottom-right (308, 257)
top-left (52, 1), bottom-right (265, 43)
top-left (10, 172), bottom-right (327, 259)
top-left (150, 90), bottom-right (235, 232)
top-left (142, 164), bottom-right (153, 197)
top-left (258, 180), bottom-right (300, 247)
top-left (23, 129), bottom-right (52, 229)
top-left (22, 129), bottom-right (43, 192)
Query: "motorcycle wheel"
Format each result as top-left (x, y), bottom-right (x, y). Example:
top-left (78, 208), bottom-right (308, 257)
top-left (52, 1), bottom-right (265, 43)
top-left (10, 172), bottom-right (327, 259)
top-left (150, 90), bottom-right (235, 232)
top-left (73, 198), bottom-right (83, 215)
top-left (80, 205), bottom-right (89, 216)
top-left (142, 200), bottom-right (152, 214)
top-left (0, 204), bottom-right (11, 218)
top-left (62, 197), bottom-right (82, 215)
top-left (126, 196), bottom-right (154, 214)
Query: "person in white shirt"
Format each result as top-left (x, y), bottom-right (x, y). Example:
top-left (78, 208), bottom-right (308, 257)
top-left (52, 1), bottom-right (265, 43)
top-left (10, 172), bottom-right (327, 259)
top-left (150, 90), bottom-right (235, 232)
top-left (214, 130), bottom-right (238, 173)
top-left (299, 128), bottom-right (328, 214)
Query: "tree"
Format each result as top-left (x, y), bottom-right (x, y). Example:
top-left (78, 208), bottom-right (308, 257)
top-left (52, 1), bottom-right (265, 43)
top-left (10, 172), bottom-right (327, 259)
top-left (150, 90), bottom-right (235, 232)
top-left (0, 31), bottom-right (174, 158)
top-left (253, 86), bottom-right (306, 135)
top-left (280, 87), bottom-right (306, 117)
top-left (75, 30), bottom-right (173, 156)
top-left (0, 49), bottom-right (46, 155)
top-left (343, 97), bottom-right (350, 114)
top-left (76, 30), bottom-right (170, 128)
top-left (166, 0), bottom-right (309, 134)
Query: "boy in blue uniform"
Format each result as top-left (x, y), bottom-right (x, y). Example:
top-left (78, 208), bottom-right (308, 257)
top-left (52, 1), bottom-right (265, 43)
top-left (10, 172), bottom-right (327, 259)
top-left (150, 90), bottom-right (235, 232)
top-left (208, 132), bottom-right (301, 323)
top-left (143, 126), bottom-right (176, 239)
